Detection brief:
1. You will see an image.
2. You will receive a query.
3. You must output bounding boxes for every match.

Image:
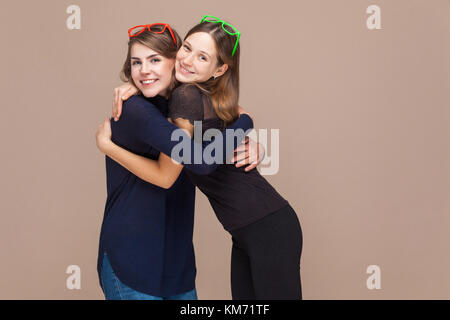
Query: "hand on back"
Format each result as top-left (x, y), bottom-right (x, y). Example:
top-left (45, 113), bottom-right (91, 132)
top-left (112, 82), bottom-right (139, 121)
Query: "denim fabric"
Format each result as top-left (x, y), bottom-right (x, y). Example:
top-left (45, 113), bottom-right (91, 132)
top-left (100, 253), bottom-right (198, 300)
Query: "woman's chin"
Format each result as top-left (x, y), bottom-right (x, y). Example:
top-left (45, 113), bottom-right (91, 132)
top-left (139, 87), bottom-right (158, 98)
top-left (175, 72), bottom-right (191, 83)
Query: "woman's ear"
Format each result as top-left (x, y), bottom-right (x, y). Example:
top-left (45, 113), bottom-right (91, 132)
top-left (213, 64), bottom-right (228, 78)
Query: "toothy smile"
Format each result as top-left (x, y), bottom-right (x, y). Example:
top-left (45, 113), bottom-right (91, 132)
top-left (179, 64), bottom-right (194, 74)
top-left (141, 79), bottom-right (157, 84)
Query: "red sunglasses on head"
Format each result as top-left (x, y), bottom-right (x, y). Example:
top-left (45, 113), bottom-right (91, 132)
top-left (128, 23), bottom-right (177, 45)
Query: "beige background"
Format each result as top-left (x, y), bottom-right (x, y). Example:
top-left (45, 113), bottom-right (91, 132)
top-left (0, 0), bottom-right (449, 299)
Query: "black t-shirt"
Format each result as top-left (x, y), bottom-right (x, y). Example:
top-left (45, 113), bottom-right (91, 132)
top-left (168, 84), bottom-right (289, 232)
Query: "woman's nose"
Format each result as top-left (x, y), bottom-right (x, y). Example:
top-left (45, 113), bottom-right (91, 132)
top-left (183, 53), bottom-right (194, 66)
top-left (140, 61), bottom-right (152, 73)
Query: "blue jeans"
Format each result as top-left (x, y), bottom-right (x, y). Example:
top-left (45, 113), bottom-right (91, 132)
top-left (100, 253), bottom-right (198, 300)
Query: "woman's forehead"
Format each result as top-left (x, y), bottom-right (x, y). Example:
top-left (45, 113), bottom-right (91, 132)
top-left (185, 32), bottom-right (216, 55)
top-left (130, 42), bottom-right (159, 57)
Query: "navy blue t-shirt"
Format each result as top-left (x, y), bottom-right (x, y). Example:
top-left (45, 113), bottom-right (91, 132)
top-left (97, 95), bottom-right (253, 296)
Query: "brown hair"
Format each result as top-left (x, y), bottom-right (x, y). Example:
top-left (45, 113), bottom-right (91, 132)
top-left (184, 21), bottom-right (241, 125)
top-left (120, 25), bottom-right (182, 99)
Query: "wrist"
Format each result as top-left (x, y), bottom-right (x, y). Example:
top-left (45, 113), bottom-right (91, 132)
top-left (100, 139), bottom-right (113, 154)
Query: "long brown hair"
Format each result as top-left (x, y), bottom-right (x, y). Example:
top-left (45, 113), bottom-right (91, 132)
top-left (184, 21), bottom-right (240, 125)
top-left (120, 25), bottom-right (182, 99)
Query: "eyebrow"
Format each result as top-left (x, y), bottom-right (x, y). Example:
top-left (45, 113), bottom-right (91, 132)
top-left (130, 54), bottom-right (159, 60)
top-left (184, 41), bottom-right (211, 59)
top-left (200, 51), bottom-right (211, 59)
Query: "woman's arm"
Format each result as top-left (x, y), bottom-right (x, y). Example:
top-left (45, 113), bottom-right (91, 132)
top-left (112, 84), bottom-right (264, 171)
top-left (103, 142), bottom-right (183, 189)
top-left (117, 95), bottom-right (254, 175)
top-left (96, 114), bottom-right (262, 189)
top-left (96, 92), bottom-right (255, 188)
top-left (96, 117), bottom-right (189, 189)
top-left (96, 106), bottom-right (253, 189)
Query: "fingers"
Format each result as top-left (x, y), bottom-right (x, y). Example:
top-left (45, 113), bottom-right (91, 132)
top-left (113, 83), bottom-right (138, 121)
top-left (122, 87), bottom-right (133, 100)
top-left (234, 149), bottom-right (257, 165)
top-left (235, 160), bottom-right (248, 167)
top-left (113, 97), bottom-right (122, 122)
top-left (233, 151), bottom-right (249, 163)
top-left (116, 97), bottom-right (123, 121)
top-left (244, 162), bottom-right (258, 172)
top-left (113, 88), bottom-right (119, 120)
top-left (232, 147), bottom-right (250, 162)
top-left (98, 117), bottom-right (108, 128)
top-left (256, 142), bottom-right (264, 166)
top-left (113, 87), bottom-right (127, 121)
top-left (105, 117), bottom-right (112, 130)
top-left (114, 88), bottom-right (130, 121)
top-left (238, 105), bottom-right (248, 116)
top-left (121, 84), bottom-right (138, 102)
top-left (233, 137), bottom-right (249, 153)
top-left (98, 118), bottom-right (107, 128)
top-left (233, 145), bottom-right (247, 153)
top-left (96, 121), bottom-right (104, 141)
top-left (112, 89), bottom-right (116, 119)
top-left (96, 118), bottom-right (109, 143)
top-left (235, 155), bottom-right (257, 167)
top-left (233, 136), bottom-right (260, 171)
top-left (235, 157), bottom-right (258, 172)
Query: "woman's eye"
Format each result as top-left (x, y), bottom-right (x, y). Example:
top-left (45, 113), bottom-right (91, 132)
top-left (150, 58), bottom-right (161, 63)
top-left (132, 61), bottom-right (141, 65)
top-left (183, 45), bottom-right (190, 51)
top-left (200, 55), bottom-right (207, 61)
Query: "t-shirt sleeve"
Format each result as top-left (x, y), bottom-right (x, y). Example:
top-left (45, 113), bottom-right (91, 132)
top-left (110, 96), bottom-right (160, 155)
top-left (168, 84), bottom-right (204, 124)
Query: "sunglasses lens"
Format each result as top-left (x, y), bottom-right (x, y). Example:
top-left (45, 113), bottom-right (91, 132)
top-left (204, 17), bottom-right (220, 23)
top-left (222, 23), bottom-right (237, 34)
top-left (149, 24), bottom-right (165, 32)
top-left (130, 26), bottom-right (145, 36)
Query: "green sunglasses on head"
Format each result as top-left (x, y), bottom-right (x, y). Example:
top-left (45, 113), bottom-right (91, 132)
top-left (200, 15), bottom-right (241, 57)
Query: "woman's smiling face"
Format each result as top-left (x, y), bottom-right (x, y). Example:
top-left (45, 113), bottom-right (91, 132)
top-left (130, 42), bottom-right (175, 97)
top-left (175, 32), bottom-right (225, 83)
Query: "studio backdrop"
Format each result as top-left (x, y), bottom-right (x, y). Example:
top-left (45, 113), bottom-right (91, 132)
top-left (0, 0), bottom-right (449, 299)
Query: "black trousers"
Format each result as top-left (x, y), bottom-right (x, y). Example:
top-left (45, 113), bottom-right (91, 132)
top-left (230, 204), bottom-right (303, 300)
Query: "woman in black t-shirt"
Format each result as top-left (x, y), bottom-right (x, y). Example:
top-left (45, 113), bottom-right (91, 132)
top-left (96, 17), bottom-right (303, 300)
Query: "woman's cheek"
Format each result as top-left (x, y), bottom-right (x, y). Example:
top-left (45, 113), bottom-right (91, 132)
top-left (130, 69), bottom-right (139, 83)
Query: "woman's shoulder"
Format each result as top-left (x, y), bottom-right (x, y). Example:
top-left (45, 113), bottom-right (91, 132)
top-left (169, 84), bottom-right (204, 121)
top-left (123, 95), bottom-right (156, 114)
top-left (171, 83), bottom-right (203, 102)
